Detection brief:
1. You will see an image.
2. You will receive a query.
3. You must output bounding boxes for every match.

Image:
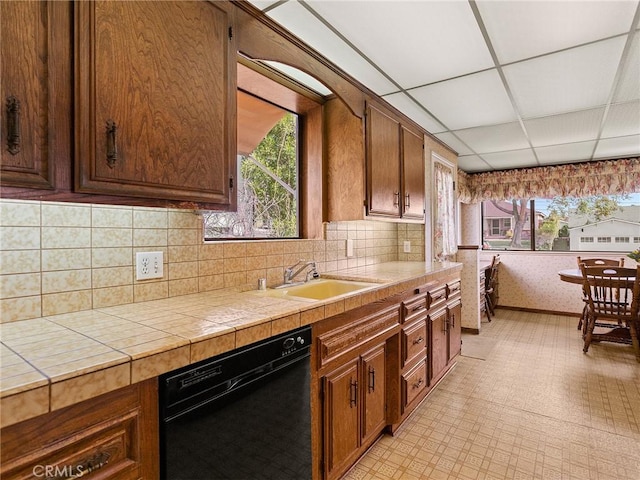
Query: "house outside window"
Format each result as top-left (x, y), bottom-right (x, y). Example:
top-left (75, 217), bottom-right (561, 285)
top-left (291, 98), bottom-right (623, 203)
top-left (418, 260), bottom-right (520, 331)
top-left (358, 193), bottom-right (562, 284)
top-left (482, 195), bottom-right (640, 252)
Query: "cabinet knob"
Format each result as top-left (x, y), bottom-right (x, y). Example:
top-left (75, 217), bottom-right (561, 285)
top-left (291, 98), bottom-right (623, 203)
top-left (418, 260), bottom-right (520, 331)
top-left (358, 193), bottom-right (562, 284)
top-left (412, 378), bottom-right (424, 389)
top-left (5, 96), bottom-right (21, 155)
top-left (413, 336), bottom-right (424, 345)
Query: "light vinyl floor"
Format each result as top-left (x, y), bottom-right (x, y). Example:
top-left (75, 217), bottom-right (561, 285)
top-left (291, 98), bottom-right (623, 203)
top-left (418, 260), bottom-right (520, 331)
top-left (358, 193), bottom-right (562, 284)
top-left (345, 310), bottom-right (640, 480)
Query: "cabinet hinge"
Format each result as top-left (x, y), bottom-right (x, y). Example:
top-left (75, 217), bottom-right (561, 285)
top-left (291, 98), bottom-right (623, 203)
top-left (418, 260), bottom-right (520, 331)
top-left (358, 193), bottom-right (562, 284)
top-left (230, 177), bottom-right (234, 189)
top-left (228, 26), bottom-right (233, 39)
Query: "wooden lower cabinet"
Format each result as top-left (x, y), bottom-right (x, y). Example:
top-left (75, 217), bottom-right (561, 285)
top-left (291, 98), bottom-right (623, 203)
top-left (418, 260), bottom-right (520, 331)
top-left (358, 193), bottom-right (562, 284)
top-left (323, 344), bottom-right (386, 479)
top-left (0, 379), bottom-right (159, 480)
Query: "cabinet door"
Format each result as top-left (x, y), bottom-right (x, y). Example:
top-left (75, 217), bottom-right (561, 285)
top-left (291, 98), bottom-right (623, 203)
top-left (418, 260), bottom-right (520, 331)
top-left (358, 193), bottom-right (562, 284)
top-left (430, 307), bottom-right (449, 383)
top-left (401, 126), bottom-right (425, 219)
top-left (366, 103), bottom-right (401, 217)
top-left (75, 1), bottom-right (236, 205)
top-left (1, 1), bottom-right (70, 189)
top-left (361, 344), bottom-right (386, 445)
top-left (447, 300), bottom-right (462, 362)
top-left (323, 360), bottom-right (360, 479)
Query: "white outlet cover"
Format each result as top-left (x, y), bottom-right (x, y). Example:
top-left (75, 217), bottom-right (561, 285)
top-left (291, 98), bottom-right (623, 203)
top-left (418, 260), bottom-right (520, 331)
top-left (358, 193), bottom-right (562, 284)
top-left (403, 241), bottom-right (411, 253)
top-left (136, 251), bottom-right (164, 280)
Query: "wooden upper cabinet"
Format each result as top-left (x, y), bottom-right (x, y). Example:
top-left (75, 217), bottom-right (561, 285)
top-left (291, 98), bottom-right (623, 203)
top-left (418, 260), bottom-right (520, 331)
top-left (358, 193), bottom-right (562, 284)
top-left (1, 1), bottom-right (71, 189)
top-left (365, 101), bottom-right (425, 221)
top-left (401, 126), bottom-right (425, 219)
top-left (75, 1), bottom-right (237, 206)
top-left (366, 102), bottom-right (401, 217)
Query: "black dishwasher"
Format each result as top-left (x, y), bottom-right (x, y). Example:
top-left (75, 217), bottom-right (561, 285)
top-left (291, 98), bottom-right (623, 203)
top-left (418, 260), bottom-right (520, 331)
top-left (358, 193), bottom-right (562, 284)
top-left (159, 325), bottom-right (312, 480)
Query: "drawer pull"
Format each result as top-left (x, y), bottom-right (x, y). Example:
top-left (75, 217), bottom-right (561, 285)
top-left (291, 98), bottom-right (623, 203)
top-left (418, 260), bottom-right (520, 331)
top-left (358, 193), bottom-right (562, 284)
top-left (432, 293), bottom-right (445, 301)
top-left (412, 336), bottom-right (424, 345)
top-left (405, 193), bottom-right (410, 208)
top-left (6, 96), bottom-right (21, 155)
top-left (411, 304), bottom-right (425, 313)
top-left (451, 313), bottom-right (455, 327)
top-left (412, 378), bottom-right (424, 389)
top-left (393, 191), bottom-right (400, 207)
top-left (106, 119), bottom-right (118, 168)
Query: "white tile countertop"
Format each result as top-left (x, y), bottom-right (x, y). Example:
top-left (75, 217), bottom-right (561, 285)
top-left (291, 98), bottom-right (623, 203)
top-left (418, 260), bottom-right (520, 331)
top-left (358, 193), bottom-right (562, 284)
top-left (0, 261), bottom-right (462, 428)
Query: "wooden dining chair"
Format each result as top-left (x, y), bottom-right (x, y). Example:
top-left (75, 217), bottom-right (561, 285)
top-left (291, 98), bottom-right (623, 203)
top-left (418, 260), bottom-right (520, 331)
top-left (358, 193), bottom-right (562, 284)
top-left (579, 264), bottom-right (640, 362)
top-left (575, 257), bottom-right (625, 331)
top-left (484, 255), bottom-right (500, 321)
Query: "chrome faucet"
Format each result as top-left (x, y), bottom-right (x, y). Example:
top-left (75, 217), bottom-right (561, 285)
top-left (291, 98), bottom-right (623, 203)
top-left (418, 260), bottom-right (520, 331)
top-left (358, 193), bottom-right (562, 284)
top-left (283, 259), bottom-right (319, 285)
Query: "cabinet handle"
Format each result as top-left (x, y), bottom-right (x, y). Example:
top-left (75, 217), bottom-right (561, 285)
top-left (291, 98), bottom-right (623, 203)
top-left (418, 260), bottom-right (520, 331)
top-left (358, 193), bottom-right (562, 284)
top-left (413, 336), bottom-right (424, 345)
top-left (412, 378), bottom-right (424, 389)
top-left (411, 304), bottom-right (425, 313)
top-left (349, 379), bottom-right (358, 407)
top-left (443, 319), bottom-right (448, 333)
top-left (106, 120), bottom-right (118, 168)
top-left (6, 96), bottom-right (21, 155)
top-left (405, 193), bottom-right (410, 208)
top-left (451, 313), bottom-right (455, 328)
top-left (368, 367), bottom-right (375, 393)
top-left (393, 191), bottom-right (399, 207)
top-left (45, 450), bottom-right (111, 479)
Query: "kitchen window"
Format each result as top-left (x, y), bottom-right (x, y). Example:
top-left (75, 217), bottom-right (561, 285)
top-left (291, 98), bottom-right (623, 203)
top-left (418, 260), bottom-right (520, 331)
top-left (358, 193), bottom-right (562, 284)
top-left (202, 58), bottom-right (325, 240)
top-left (482, 193), bottom-right (640, 252)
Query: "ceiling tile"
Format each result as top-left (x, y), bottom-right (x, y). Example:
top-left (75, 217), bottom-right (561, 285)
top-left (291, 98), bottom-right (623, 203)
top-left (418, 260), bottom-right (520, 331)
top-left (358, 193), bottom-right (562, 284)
top-left (307, 0), bottom-right (494, 88)
top-left (434, 133), bottom-right (473, 156)
top-left (614, 34), bottom-right (640, 103)
top-left (524, 108), bottom-right (605, 147)
top-left (594, 134), bottom-right (640, 159)
top-left (410, 69), bottom-right (517, 130)
top-left (247, 0), bottom-right (281, 10)
top-left (535, 141), bottom-right (597, 166)
top-left (476, 0), bottom-right (638, 64)
top-left (602, 101), bottom-right (640, 138)
top-left (454, 122), bottom-right (529, 154)
top-left (457, 155), bottom-right (492, 173)
top-left (504, 37), bottom-right (627, 118)
top-left (266, 2), bottom-right (398, 95)
top-left (383, 92), bottom-right (445, 134)
top-left (480, 148), bottom-right (538, 170)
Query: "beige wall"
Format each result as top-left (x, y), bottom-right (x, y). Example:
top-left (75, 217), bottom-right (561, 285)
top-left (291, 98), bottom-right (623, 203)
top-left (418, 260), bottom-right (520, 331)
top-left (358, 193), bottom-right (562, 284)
top-left (0, 199), bottom-right (425, 323)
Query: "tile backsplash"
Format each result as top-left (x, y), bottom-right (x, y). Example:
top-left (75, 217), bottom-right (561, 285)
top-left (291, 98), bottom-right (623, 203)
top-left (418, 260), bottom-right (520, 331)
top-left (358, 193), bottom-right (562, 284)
top-left (0, 199), bottom-right (424, 322)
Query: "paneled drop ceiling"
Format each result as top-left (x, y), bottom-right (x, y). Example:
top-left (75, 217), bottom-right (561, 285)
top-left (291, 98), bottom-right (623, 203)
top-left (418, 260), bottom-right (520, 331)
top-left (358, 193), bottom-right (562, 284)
top-left (247, 0), bottom-right (640, 173)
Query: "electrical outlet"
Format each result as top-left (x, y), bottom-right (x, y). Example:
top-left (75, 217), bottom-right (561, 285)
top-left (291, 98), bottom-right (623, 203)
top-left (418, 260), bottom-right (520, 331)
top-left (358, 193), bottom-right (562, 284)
top-left (346, 239), bottom-right (354, 257)
top-left (403, 241), bottom-right (411, 253)
top-left (136, 251), bottom-right (164, 280)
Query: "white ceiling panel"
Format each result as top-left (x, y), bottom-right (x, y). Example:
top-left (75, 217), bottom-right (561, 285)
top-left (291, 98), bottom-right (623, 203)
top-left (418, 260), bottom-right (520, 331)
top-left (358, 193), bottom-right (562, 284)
top-left (457, 155), bottom-right (492, 173)
top-left (307, 0), bottom-right (494, 88)
top-left (410, 69), bottom-right (516, 130)
top-left (476, 0), bottom-right (637, 64)
top-left (434, 133), bottom-right (473, 156)
top-left (525, 108), bottom-right (605, 147)
top-left (453, 122), bottom-right (529, 154)
top-left (265, 2), bottom-right (398, 95)
top-left (594, 134), bottom-right (640, 158)
top-left (535, 141), bottom-right (597, 166)
top-left (504, 36), bottom-right (627, 118)
top-left (480, 149), bottom-right (538, 170)
top-left (244, 1), bottom-right (640, 173)
top-left (383, 92), bottom-right (445, 134)
top-left (613, 34), bottom-right (640, 103)
top-left (602, 101), bottom-right (640, 138)
top-left (248, 0), bottom-right (281, 10)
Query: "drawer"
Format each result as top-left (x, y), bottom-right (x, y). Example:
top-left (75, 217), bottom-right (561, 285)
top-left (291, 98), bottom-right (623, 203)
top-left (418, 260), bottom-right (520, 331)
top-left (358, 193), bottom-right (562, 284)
top-left (317, 304), bottom-right (399, 368)
top-left (402, 360), bottom-right (428, 411)
top-left (427, 285), bottom-right (447, 311)
top-left (402, 320), bottom-right (427, 367)
top-left (402, 295), bottom-right (428, 323)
